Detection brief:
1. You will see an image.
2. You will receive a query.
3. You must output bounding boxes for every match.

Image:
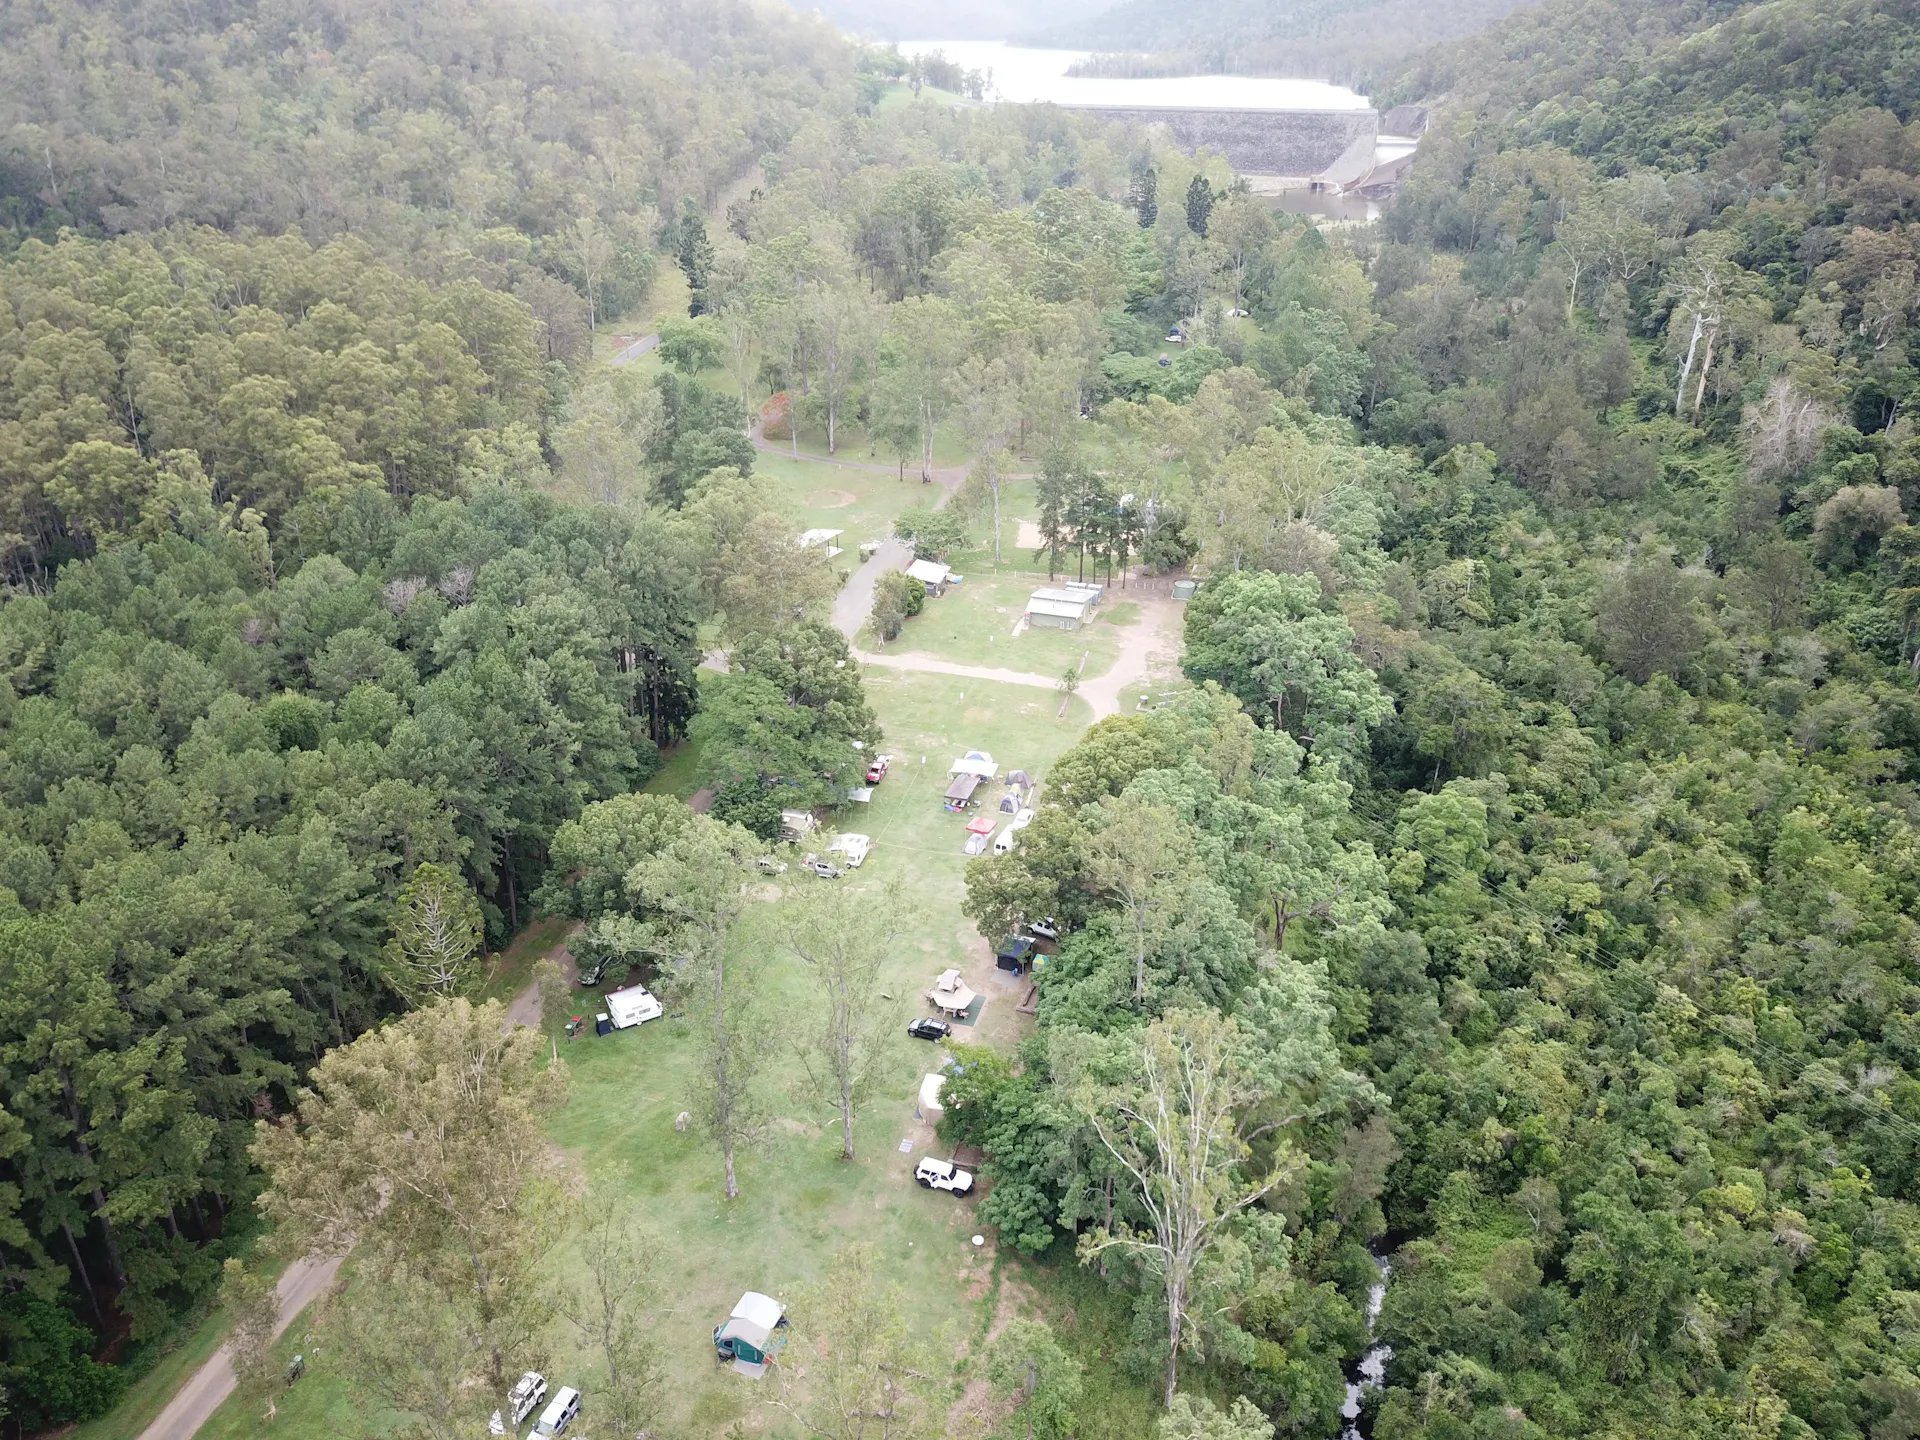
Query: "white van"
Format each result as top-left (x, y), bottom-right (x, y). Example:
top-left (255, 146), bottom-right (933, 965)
top-left (992, 824), bottom-right (1017, 855)
top-left (534, 1386), bottom-right (581, 1436)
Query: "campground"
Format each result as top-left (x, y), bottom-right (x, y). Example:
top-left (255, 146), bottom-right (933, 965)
top-left (174, 470), bottom-right (1185, 1439)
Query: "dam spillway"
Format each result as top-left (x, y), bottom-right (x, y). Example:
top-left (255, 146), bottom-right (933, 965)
top-left (895, 41), bottom-right (1419, 195)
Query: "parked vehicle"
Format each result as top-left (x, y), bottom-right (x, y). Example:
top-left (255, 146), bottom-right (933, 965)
top-left (865, 753), bottom-right (892, 784)
top-left (1010, 808), bottom-right (1035, 831)
top-left (992, 824), bottom-right (1017, 855)
top-left (802, 855), bottom-right (845, 879)
top-left (604, 984), bottom-right (662, 1029)
top-left (914, 1157), bottom-right (974, 1194)
top-left (827, 833), bottom-right (871, 867)
top-left (533, 1385), bottom-right (581, 1436)
top-left (1027, 916), bottom-right (1059, 941)
top-left (907, 1017), bottom-right (951, 1041)
top-left (755, 855), bottom-right (789, 874)
top-left (509, 1372), bottom-right (548, 1425)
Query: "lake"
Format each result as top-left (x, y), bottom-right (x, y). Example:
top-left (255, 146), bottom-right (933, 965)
top-left (897, 41), bottom-right (1373, 113)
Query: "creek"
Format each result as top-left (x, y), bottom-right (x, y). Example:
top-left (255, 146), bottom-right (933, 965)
top-left (1339, 1249), bottom-right (1393, 1440)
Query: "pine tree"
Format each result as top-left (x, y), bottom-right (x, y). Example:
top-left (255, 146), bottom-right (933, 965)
top-left (1185, 175), bottom-right (1214, 238)
top-left (1129, 165), bottom-right (1158, 229)
top-left (676, 212), bottom-right (714, 315)
top-left (382, 863), bottom-right (484, 1005)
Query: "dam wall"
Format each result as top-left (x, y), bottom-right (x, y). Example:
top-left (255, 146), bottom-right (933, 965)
top-left (1057, 104), bottom-right (1379, 184)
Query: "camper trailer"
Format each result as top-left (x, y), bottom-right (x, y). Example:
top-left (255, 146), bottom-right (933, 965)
top-left (604, 984), bottom-right (663, 1029)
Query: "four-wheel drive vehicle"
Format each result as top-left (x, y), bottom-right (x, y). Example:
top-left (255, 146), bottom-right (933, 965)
top-left (1027, 916), bottom-right (1059, 941)
top-left (755, 855), bottom-right (789, 874)
top-left (509, 1372), bottom-right (548, 1425)
top-left (534, 1385), bottom-right (581, 1435)
top-left (914, 1157), bottom-right (974, 1194)
top-left (802, 855), bottom-right (845, 879)
top-left (907, 1017), bottom-right (951, 1041)
top-left (865, 754), bottom-right (892, 784)
top-left (1009, 808), bottom-right (1035, 831)
top-left (827, 833), bottom-right (871, 867)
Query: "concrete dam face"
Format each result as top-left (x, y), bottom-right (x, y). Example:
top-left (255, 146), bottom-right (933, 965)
top-left (1059, 104), bottom-right (1380, 187)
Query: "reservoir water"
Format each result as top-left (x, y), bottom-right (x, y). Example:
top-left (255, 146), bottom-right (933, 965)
top-left (896, 41), bottom-right (1372, 113)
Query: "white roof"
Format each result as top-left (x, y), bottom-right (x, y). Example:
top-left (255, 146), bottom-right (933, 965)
top-left (798, 528), bottom-right (844, 548)
top-left (1030, 587), bottom-right (1094, 608)
top-left (949, 756), bottom-right (997, 778)
top-left (919, 1072), bottom-right (947, 1112)
top-left (721, 1292), bottom-right (786, 1349)
top-left (906, 558), bottom-right (951, 584)
top-left (1027, 597), bottom-right (1090, 619)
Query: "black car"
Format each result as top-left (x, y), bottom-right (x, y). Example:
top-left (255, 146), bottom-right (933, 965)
top-left (907, 1017), bottom-right (951, 1041)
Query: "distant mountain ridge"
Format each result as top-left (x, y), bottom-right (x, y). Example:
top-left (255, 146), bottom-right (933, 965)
top-left (801, 0), bottom-right (1113, 42)
top-left (1023, 0), bottom-right (1548, 87)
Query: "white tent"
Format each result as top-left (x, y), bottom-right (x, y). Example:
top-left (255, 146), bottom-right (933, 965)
top-left (917, 1072), bottom-right (947, 1120)
top-left (948, 753), bottom-right (997, 778)
top-left (926, 968), bottom-right (978, 1016)
top-left (906, 558), bottom-right (951, 589)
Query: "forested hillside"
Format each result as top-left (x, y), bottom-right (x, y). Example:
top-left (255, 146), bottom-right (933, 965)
top-left (942, 0), bottom-right (1920, 1436)
top-left (0, 0), bottom-right (850, 335)
top-left (1032, 0), bottom-right (1542, 86)
top-left (6, 0), bottom-right (1920, 1433)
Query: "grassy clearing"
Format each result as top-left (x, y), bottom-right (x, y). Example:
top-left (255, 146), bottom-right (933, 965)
top-left (874, 82), bottom-right (972, 115)
top-left (768, 417), bottom-right (971, 471)
top-left (877, 571), bottom-right (1130, 682)
top-left (191, 673), bottom-right (1092, 1440)
top-left (646, 733), bottom-right (707, 801)
top-left (753, 451), bottom-right (928, 557)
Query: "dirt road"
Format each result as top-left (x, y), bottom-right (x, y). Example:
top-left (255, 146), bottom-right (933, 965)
top-left (136, 1255), bottom-right (343, 1440)
top-left (854, 593), bottom-right (1184, 720)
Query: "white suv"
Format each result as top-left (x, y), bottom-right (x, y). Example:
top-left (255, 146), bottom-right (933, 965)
top-left (508, 1372), bottom-right (547, 1425)
top-left (914, 1157), bottom-right (974, 1194)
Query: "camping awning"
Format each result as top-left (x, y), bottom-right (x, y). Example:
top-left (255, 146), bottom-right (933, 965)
top-left (927, 978), bottom-right (978, 1015)
top-left (949, 756), bottom-right (997, 778)
top-left (720, 1292), bottom-right (786, 1350)
top-left (906, 558), bottom-right (950, 585)
top-left (944, 774), bottom-right (980, 802)
top-left (966, 814), bottom-right (996, 835)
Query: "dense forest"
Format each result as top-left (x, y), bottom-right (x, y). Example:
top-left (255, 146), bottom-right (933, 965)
top-left (4, 0), bottom-right (1920, 1434)
top-left (1036, 0), bottom-right (1544, 87)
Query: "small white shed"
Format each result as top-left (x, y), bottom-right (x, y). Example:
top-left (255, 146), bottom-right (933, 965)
top-left (905, 558), bottom-right (952, 594)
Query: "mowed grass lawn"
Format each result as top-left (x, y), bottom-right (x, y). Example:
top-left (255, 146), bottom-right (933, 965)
top-left (875, 570), bottom-right (1135, 684)
top-left (752, 451), bottom-right (926, 562)
top-left (193, 673), bottom-right (1092, 1440)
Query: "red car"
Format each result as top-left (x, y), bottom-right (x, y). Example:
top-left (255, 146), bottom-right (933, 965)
top-left (865, 753), bottom-right (892, 785)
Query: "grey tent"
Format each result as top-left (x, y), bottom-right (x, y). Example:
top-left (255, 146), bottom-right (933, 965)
top-left (1007, 769), bottom-right (1033, 788)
